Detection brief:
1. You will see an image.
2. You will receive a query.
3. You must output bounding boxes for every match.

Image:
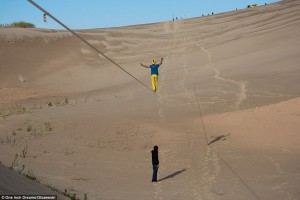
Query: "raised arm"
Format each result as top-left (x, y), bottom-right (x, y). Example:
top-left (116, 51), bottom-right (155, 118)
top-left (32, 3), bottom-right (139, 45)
top-left (159, 58), bottom-right (163, 66)
top-left (141, 63), bottom-right (150, 68)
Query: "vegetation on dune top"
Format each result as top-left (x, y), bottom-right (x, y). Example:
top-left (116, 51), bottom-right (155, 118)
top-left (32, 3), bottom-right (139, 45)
top-left (0, 21), bottom-right (35, 28)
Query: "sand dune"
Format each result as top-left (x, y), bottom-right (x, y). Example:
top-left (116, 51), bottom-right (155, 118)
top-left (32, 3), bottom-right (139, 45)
top-left (0, 0), bottom-right (300, 199)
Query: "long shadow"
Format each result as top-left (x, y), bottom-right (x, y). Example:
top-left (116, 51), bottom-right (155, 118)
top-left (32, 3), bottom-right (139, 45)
top-left (158, 169), bottom-right (186, 182)
top-left (208, 133), bottom-right (231, 145)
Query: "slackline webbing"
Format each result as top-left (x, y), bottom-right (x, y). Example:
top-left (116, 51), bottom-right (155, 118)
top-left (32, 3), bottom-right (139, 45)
top-left (27, 0), bottom-right (152, 92)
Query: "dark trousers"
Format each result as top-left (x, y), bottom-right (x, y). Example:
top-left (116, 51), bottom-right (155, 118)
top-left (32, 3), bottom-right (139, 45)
top-left (152, 165), bottom-right (158, 181)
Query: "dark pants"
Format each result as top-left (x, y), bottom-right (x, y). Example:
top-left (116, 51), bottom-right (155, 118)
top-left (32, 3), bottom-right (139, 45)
top-left (152, 165), bottom-right (158, 182)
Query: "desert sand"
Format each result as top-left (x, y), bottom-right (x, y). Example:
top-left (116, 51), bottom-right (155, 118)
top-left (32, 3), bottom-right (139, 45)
top-left (0, 0), bottom-right (300, 199)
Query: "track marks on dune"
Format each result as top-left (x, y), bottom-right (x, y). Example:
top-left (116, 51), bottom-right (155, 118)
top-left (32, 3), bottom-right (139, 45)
top-left (80, 48), bottom-right (92, 55)
top-left (187, 137), bottom-right (220, 200)
top-left (153, 183), bottom-right (164, 200)
top-left (153, 23), bottom-right (216, 199)
top-left (262, 144), bottom-right (297, 200)
top-left (200, 46), bottom-right (247, 110)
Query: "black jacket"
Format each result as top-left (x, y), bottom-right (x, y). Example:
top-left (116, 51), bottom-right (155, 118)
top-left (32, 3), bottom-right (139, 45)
top-left (151, 150), bottom-right (159, 165)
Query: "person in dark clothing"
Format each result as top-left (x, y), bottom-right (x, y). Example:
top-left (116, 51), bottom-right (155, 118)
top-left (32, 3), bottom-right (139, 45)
top-left (151, 145), bottom-right (159, 182)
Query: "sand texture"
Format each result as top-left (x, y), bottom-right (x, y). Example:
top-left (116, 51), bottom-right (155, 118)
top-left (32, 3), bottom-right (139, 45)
top-left (0, 0), bottom-right (300, 199)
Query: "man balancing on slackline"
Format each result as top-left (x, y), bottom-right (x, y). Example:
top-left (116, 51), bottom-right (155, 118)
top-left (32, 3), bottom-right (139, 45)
top-left (141, 58), bottom-right (164, 93)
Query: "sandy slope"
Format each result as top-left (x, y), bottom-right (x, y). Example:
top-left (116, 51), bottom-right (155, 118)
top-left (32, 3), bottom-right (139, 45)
top-left (0, 0), bottom-right (300, 199)
top-left (0, 163), bottom-right (68, 199)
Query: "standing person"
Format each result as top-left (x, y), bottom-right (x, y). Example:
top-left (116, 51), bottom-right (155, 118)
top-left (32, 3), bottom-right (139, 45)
top-left (151, 145), bottom-right (159, 182)
top-left (141, 58), bottom-right (163, 93)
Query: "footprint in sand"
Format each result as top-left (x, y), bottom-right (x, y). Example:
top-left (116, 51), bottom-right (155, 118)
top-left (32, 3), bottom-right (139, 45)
top-left (18, 74), bottom-right (26, 82)
top-left (80, 48), bottom-right (92, 55)
top-left (153, 183), bottom-right (164, 200)
top-left (87, 40), bottom-right (101, 45)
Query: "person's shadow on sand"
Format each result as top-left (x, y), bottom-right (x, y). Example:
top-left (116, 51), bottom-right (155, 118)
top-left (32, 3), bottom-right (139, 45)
top-left (208, 133), bottom-right (231, 145)
top-left (158, 169), bottom-right (186, 182)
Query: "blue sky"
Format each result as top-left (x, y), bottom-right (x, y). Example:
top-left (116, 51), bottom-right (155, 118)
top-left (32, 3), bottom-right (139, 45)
top-left (1, 0), bottom-right (280, 29)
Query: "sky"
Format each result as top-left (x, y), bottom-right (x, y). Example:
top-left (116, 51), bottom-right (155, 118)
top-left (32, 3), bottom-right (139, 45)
top-left (1, 0), bottom-right (280, 30)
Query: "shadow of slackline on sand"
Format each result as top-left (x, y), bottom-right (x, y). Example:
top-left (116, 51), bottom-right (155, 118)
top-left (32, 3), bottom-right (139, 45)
top-left (208, 133), bottom-right (231, 145)
top-left (158, 169), bottom-right (186, 182)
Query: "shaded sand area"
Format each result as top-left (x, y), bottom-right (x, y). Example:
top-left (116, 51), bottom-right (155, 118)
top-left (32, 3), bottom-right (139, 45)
top-left (1, 0), bottom-right (300, 199)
